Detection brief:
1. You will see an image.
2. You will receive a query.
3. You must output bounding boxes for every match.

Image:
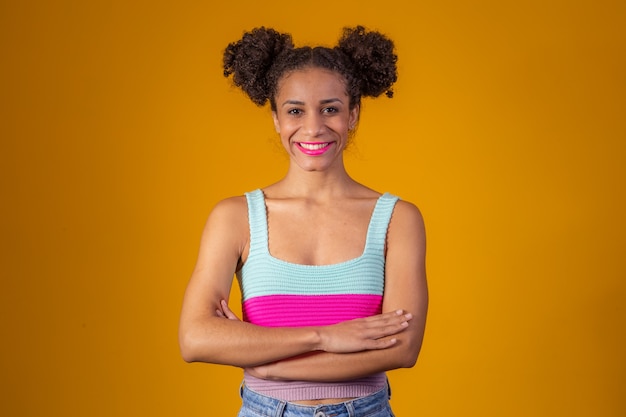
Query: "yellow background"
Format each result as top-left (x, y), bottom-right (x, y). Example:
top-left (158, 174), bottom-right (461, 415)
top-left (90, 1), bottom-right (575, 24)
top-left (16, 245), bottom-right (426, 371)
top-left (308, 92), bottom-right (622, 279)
top-left (1, 1), bottom-right (624, 416)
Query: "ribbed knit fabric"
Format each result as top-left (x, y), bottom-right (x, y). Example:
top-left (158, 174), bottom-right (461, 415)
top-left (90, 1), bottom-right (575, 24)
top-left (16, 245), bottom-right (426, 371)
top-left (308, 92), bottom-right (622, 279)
top-left (236, 189), bottom-right (399, 402)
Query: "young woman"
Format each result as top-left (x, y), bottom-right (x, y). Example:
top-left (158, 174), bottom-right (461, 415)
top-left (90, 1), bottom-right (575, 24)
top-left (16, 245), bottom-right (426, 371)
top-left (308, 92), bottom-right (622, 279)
top-left (179, 26), bottom-right (428, 416)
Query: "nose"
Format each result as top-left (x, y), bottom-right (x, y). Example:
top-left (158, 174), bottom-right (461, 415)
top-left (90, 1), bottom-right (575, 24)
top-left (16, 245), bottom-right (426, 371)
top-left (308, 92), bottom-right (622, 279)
top-left (302, 113), bottom-right (324, 137)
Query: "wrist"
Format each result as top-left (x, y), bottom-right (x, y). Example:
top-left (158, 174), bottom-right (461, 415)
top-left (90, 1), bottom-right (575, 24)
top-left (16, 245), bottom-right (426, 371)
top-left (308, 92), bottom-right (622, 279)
top-left (264, 361), bottom-right (280, 380)
top-left (309, 326), bottom-right (325, 351)
top-left (248, 362), bottom-right (281, 381)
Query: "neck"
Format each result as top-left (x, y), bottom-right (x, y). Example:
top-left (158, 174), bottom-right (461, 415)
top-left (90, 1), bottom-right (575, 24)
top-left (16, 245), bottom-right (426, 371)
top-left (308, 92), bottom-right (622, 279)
top-left (276, 165), bottom-right (358, 201)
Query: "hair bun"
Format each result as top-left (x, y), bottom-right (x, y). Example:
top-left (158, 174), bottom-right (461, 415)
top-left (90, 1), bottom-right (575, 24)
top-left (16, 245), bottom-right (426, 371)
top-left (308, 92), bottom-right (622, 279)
top-left (336, 26), bottom-right (398, 98)
top-left (223, 27), bottom-right (294, 106)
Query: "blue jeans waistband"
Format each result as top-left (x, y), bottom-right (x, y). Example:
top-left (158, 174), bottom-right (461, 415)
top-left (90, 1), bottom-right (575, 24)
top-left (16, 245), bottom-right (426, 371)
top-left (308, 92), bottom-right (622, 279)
top-left (238, 383), bottom-right (394, 417)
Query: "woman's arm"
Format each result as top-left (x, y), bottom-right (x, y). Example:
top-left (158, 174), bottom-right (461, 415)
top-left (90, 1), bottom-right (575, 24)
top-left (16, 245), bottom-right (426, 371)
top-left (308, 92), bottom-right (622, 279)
top-left (246, 200), bottom-right (428, 380)
top-left (178, 197), bottom-right (414, 368)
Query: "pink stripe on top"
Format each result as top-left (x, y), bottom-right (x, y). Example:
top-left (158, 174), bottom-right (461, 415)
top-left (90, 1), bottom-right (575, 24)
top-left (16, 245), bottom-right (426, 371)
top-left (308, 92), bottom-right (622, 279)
top-left (242, 294), bottom-right (383, 327)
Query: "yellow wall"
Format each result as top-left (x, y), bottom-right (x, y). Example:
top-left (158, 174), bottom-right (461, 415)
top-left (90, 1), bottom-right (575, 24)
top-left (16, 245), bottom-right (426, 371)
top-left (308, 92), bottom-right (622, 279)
top-left (1, 1), bottom-right (624, 415)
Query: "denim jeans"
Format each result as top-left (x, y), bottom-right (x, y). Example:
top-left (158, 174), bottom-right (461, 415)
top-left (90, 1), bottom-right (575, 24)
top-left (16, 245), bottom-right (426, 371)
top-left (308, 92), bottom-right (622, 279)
top-left (237, 384), bottom-right (395, 417)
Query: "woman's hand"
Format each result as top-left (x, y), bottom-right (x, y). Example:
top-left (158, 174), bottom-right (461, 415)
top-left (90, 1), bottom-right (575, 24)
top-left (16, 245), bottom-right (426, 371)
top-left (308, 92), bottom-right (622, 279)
top-left (317, 310), bottom-right (412, 353)
top-left (215, 299), bottom-right (241, 321)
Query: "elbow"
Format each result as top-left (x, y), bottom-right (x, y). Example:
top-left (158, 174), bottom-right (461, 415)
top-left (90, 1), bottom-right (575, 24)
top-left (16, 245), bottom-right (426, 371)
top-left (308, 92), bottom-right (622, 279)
top-left (399, 352), bottom-right (419, 369)
top-left (395, 353), bottom-right (417, 369)
top-left (180, 348), bottom-right (197, 364)
top-left (396, 340), bottom-right (422, 369)
top-left (179, 316), bottom-right (235, 364)
top-left (179, 329), bottom-right (206, 363)
top-left (179, 333), bottom-right (197, 363)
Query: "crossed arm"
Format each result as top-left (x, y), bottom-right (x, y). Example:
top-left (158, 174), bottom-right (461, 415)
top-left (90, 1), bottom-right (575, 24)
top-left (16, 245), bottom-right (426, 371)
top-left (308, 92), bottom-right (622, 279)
top-left (178, 197), bottom-right (427, 381)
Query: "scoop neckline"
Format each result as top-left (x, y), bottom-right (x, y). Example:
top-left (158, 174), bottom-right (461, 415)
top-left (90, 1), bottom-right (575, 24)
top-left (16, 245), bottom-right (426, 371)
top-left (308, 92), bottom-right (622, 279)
top-left (257, 190), bottom-right (390, 268)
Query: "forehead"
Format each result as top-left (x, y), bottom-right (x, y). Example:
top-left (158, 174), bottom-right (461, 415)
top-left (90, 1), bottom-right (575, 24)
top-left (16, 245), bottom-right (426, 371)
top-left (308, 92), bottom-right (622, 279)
top-left (276, 67), bottom-right (349, 100)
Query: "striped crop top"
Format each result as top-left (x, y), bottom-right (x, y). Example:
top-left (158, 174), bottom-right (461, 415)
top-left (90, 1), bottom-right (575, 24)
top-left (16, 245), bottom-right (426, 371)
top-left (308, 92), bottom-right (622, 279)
top-left (236, 189), bottom-right (399, 401)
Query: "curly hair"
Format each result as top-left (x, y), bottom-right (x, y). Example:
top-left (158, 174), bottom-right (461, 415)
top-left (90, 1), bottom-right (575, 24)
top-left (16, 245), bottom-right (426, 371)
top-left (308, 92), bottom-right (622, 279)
top-left (223, 26), bottom-right (398, 110)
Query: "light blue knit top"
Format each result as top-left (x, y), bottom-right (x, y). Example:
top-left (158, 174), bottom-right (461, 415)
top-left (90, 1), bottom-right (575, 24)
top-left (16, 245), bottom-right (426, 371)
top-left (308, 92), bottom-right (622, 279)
top-left (236, 189), bottom-right (399, 401)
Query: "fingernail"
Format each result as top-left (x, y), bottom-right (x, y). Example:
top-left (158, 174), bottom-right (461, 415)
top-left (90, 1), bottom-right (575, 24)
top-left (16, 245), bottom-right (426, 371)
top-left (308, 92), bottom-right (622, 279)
top-left (405, 313), bottom-right (413, 319)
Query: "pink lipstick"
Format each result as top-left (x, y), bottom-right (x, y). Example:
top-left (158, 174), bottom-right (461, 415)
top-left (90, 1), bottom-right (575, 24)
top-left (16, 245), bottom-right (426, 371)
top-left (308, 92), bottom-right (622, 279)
top-left (296, 142), bottom-right (333, 156)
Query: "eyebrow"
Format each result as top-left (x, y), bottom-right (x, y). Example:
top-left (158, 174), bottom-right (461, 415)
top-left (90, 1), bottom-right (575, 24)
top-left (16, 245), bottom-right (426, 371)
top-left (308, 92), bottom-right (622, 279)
top-left (281, 98), bottom-right (344, 107)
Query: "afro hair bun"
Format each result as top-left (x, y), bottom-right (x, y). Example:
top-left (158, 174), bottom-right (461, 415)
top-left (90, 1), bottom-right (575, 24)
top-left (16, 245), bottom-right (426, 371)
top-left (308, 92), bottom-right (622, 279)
top-left (336, 26), bottom-right (398, 98)
top-left (223, 27), bottom-right (294, 106)
top-left (223, 26), bottom-right (398, 107)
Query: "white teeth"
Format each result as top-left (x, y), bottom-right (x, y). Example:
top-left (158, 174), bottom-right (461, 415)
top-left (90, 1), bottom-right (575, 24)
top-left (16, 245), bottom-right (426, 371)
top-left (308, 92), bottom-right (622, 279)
top-left (299, 143), bottom-right (329, 150)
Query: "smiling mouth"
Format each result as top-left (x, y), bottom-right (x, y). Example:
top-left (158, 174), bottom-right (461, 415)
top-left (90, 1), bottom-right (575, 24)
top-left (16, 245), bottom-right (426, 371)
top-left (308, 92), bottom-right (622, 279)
top-left (297, 142), bottom-right (331, 151)
top-left (295, 141), bottom-right (334, 156)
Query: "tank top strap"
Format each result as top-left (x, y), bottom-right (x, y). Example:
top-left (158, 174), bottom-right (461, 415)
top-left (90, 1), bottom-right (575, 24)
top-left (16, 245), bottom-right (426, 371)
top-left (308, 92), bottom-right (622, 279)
top-left (244, 189), bottom-right (399, 256)
top-left (244, 189), bottom-right (269, 256)
top-left (364, 192), bottom-right (400, 253)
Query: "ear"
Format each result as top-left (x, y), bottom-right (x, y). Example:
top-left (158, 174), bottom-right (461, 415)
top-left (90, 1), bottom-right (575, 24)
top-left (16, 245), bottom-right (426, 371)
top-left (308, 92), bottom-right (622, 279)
top-left (348, 105), bottom-right (360, 130)
top-left (272, 111), bottom-right (280, 133)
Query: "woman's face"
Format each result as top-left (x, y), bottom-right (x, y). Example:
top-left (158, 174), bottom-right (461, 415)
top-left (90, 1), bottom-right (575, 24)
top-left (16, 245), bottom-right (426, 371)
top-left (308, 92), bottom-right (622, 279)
top-left (272, 67), bottom-right (359, 174)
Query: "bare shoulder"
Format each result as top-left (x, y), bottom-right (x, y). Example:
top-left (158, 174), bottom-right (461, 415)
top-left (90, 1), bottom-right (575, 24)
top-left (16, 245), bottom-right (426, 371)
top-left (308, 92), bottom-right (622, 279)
top-left (387, 199), bottom-right (426, 245)
top-left (391, 199), bottom-right (425, 229)
top-left (210, 194), bottom-right (247, 215)
top-left (200, 195), bottom-right (249, 245)
top-left (194, 195), bottom-right (249, 271)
